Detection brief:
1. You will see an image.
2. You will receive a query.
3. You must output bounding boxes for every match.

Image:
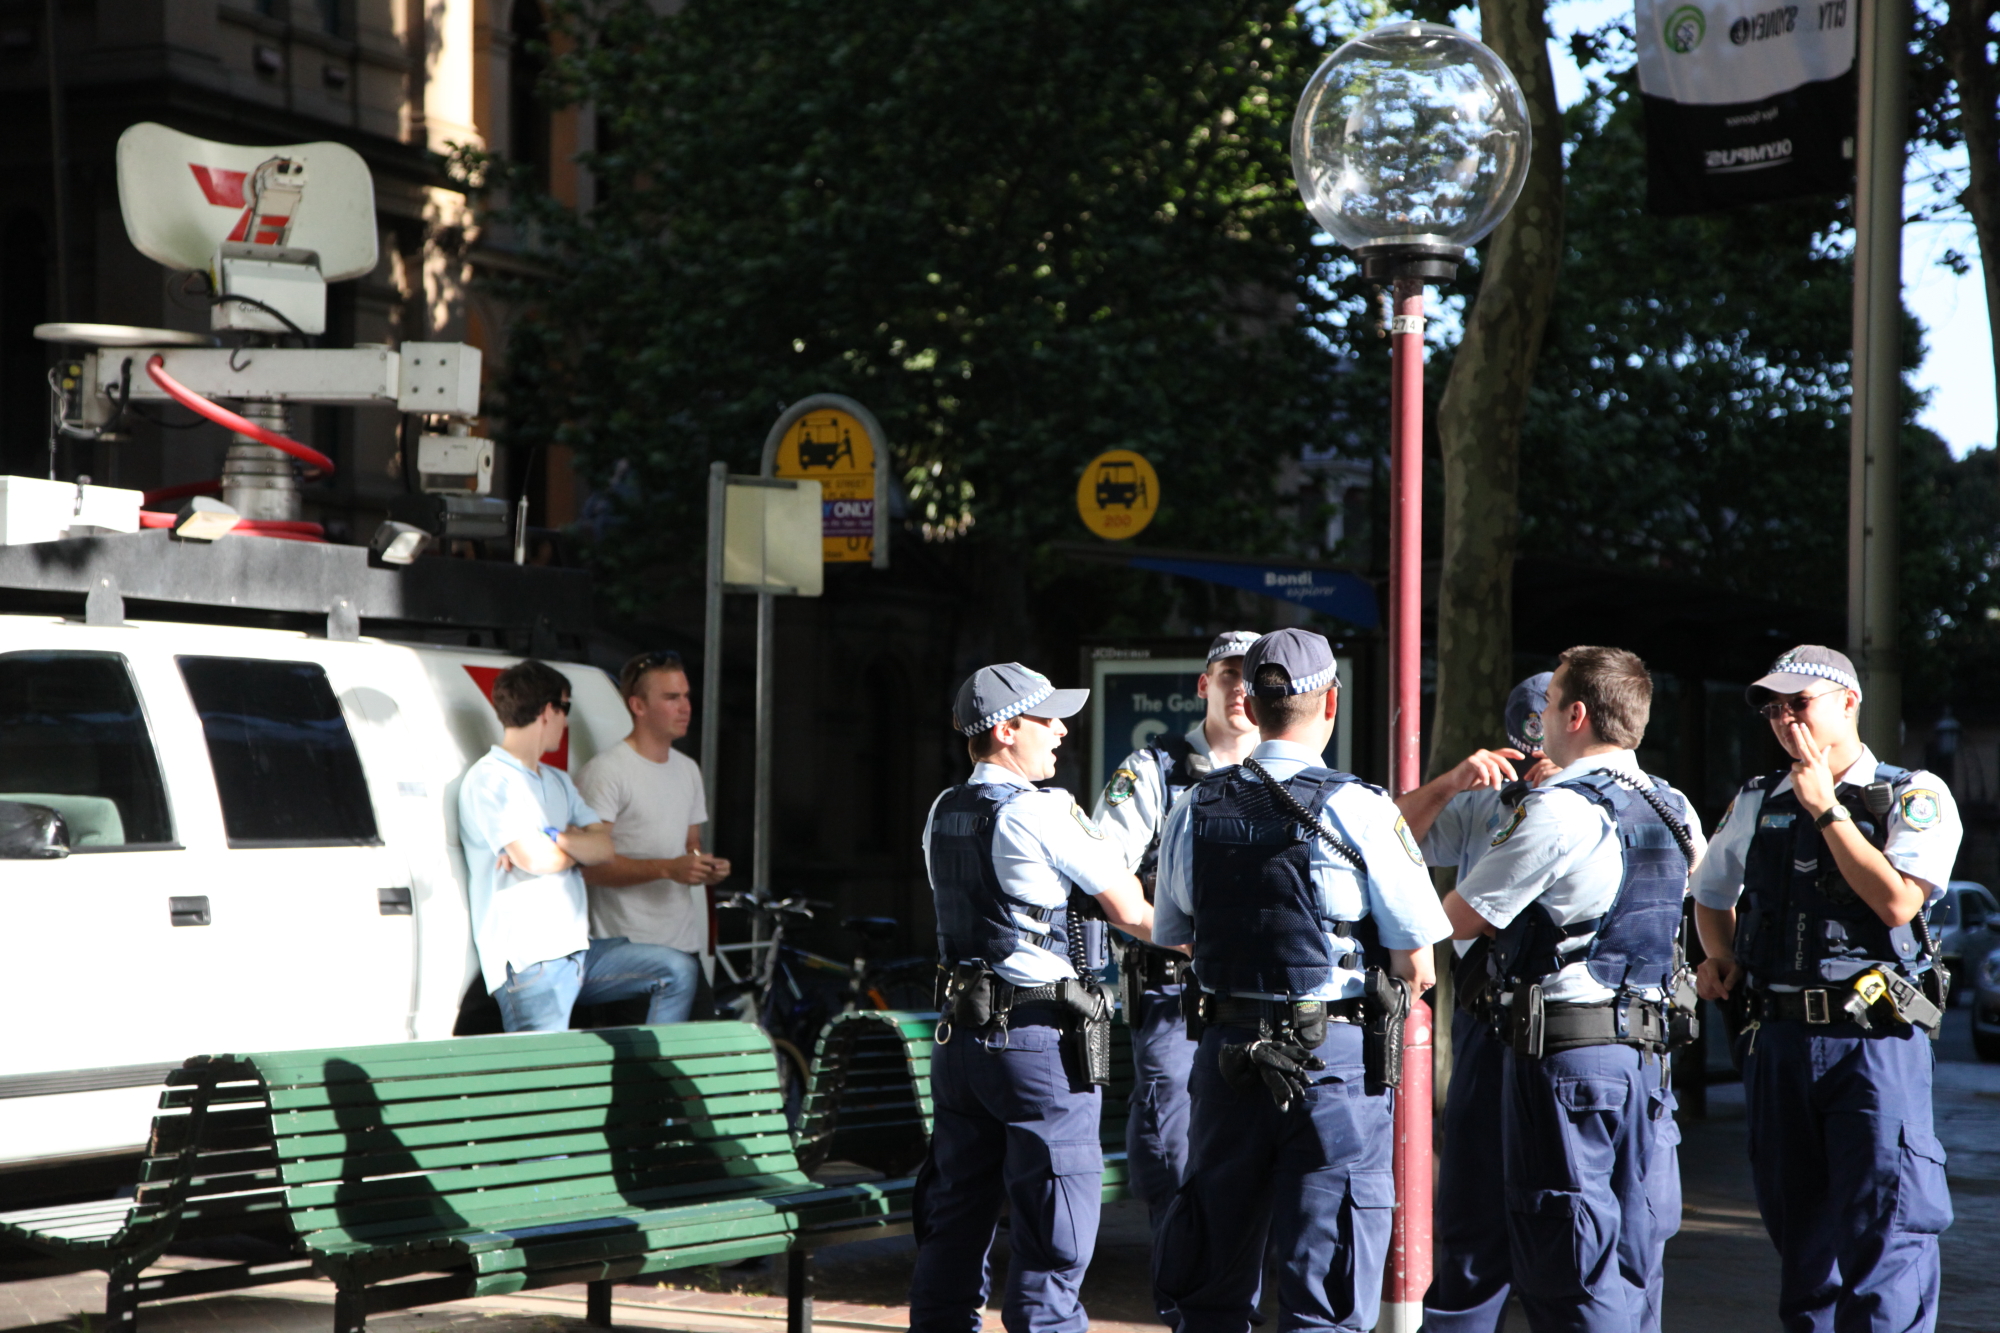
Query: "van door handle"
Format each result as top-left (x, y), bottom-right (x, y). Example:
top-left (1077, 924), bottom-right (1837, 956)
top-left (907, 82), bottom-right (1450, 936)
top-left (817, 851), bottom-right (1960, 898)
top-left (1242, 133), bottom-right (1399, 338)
top-left (378, 887), bottom-right (413, 916)
top-left (170, 896), bottom-right (211, 927)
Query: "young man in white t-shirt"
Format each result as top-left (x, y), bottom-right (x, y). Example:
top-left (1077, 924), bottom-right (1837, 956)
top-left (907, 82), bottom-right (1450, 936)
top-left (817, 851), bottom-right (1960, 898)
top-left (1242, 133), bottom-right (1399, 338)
top-left (579, 652), bottom-right (731, 971)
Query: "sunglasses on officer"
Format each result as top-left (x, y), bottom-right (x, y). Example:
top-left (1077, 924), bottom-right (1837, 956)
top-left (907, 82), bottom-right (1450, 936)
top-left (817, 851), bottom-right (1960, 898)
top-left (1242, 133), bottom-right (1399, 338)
top-left (1756, 688), bottom-right (1842, 722)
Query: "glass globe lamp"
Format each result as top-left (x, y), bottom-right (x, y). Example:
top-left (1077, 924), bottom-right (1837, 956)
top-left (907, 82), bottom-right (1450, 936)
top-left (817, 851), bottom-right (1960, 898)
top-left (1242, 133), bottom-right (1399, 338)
top-left (1292, 21), bottom-right (1531, 280)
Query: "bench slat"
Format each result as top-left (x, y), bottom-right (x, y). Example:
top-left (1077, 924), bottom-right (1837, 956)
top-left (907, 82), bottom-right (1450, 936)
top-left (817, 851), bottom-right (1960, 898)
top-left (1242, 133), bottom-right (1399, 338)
top-left (275, 1118), bottom-right (797, 1185)
top-left (264, 1054), bottom-right (778, 1112)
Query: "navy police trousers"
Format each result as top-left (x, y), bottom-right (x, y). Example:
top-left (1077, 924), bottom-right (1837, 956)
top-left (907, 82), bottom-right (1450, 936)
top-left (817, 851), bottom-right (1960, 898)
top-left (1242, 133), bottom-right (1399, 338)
top-left (908, 1020), bottom-right (1103, 1333)
top-left (1154, 1022), bottom-right (1394, 1333)
top-left (1741, 1019), bottom-right (1951, 1333)
top-left (1424, 1009), bottom-right (1511, 1332)
top-left (1501, 1042), bottom-right (1679, 1333)
top-left (1127, 986), bottom-right (1195, 1322)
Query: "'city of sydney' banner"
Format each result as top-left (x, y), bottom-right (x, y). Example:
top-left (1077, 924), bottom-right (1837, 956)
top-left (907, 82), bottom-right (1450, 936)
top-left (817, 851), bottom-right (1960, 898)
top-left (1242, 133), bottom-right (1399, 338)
top-left (1636, 0), bottom-right (1857, 214)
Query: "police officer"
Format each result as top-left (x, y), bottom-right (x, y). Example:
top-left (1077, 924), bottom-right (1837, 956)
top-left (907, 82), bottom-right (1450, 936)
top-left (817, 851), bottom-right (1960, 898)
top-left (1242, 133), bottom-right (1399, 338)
top-left (909, 662), bottom-right (1159, 1333)
top-left (1394, 673), bottom-right (1557, 1333)
top-left (1151, 628), bottom-right (1451, 1333)
top-left (1092, 628), bottom-right (1260, 1319)
top-left (1443, 646), bottom-right (1704, 1333)
top-left (1691, 645), bottom-right (1959, 1333)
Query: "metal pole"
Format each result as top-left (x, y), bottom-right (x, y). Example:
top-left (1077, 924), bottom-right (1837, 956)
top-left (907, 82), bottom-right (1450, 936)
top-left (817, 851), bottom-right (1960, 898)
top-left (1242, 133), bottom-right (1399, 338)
top-left (1388, 279), bottom-right (1426, 796)
top-left (700, 462), bottom-right (726, 852)
top-left (753, 590), bottom-right (774, 917)
top-left (1379, 274), bottom-right (1431, 1333)
top-left (1383, 1000), bottom-right (1434, 1332)
top-left (1848, 0), bottom-right (1906, 755)
top-left (42, 0), bottom-right (71, 323)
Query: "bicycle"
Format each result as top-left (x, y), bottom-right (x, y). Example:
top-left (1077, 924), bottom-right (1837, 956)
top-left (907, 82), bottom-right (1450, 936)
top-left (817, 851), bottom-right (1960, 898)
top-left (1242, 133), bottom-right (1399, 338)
top-left (709, 892), bottom-right (934, 1122)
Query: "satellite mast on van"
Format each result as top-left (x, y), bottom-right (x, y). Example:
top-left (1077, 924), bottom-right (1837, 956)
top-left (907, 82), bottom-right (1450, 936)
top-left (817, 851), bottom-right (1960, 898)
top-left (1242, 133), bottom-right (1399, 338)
top-left (33, 122), bottom-right (502, 547)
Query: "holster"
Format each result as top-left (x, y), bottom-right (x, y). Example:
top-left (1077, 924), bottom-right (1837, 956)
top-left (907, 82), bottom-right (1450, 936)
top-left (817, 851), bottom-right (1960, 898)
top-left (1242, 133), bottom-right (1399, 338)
top-left (941, 963), bottom-right (996, 1037)
top-left (1363, 968), bottom-right (1410, 1091)
top-left (1182, 981), bottom-right (1206, 1042)
top-left (1666, 968), bottom-right (1702, 1050)
top-left (1059, 977), bottom-right (1114, 1086)
top-left (1511, 982), bottom-right (1547, 1059)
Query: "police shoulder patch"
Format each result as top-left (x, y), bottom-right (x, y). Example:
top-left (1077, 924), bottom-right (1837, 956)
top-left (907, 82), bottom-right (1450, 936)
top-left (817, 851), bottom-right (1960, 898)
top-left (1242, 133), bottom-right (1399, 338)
top-left (1901, 788), bottom-right (1943, 830)
top-left (1072, 805), bottom-right (1107, 839)
top-left (1491, 802), bottom-right (1529, 847)
top-left (1103, 768), bottom-right (1139, 806)
top-left (1393, 814), bottom-right (1425, 865)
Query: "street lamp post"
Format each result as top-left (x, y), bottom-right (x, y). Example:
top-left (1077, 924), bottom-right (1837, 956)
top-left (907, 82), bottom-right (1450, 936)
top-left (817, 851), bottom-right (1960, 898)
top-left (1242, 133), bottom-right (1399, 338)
top-left (1292, 22), bottom-right (1530, 1331)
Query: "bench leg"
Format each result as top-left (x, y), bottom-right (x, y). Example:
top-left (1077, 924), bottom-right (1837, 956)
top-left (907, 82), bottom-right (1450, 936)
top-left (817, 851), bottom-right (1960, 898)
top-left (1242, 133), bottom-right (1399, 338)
top-left (586, 1279), bottom-right (614, 1328)
top-left (105, 1266), bottom-right (140, 1333)
top-left (333, 1283), bottom-right (368, 1333)
top-left (786, 1250), bottom-right (813, 1333)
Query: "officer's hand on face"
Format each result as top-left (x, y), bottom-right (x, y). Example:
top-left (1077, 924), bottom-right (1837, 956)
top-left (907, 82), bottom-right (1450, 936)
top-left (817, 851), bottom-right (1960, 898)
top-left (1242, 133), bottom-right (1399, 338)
top-left (1785, 722), bottom-right (1839, 817)
top-left (1219, 1038), bottom-right (1325, 1112)
top-left (1448, 748), bottom-right (1525, 793)
top-left (1695, 953), bottom-right (1743, 1002)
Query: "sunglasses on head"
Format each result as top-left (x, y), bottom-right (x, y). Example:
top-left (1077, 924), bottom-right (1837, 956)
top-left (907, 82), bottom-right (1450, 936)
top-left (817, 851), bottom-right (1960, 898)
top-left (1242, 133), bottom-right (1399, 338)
top-left (630, 650), bottom-right (683, 670)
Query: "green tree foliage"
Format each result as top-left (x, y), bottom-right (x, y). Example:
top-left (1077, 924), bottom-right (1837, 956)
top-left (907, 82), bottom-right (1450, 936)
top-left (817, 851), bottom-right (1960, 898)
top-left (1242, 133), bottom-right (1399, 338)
top-left (488, 0), bottom-right (1350, 614)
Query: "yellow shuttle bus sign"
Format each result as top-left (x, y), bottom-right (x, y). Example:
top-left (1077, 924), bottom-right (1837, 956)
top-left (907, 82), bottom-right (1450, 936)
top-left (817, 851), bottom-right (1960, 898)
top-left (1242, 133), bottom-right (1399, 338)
top-left (772, 405), bottom-right (881, 564)
top-left (1077, 449), bottom-right (1159, 540)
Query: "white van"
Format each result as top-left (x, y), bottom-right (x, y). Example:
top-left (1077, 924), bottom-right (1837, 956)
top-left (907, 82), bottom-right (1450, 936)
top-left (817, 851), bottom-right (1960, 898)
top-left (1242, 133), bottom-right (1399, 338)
top-left (0, 608), bottom-right (661, 1199)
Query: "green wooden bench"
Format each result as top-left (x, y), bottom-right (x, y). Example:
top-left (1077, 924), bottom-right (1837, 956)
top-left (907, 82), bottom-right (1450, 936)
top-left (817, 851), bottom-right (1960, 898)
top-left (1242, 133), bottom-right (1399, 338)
top-left (0, 1072), bottom-right (310, 1326)
top-left (175, 1022), bottom-right (909, 1333)
top-left (796, 1010), bottom-right (1138, 1202)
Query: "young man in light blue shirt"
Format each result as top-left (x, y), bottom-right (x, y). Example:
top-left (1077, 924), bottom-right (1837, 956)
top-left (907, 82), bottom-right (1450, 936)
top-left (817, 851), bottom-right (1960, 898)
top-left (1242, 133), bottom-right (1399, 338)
top-left (458, 659), bottom-right (701, 1032)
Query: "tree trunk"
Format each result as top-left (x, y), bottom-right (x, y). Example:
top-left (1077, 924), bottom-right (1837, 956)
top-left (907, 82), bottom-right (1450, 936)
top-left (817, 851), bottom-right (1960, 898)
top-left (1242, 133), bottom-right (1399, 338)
top-left (1427, 0), bottom-right (1565, 777)
top-left (1943, 0), bottom-right (2000, 405)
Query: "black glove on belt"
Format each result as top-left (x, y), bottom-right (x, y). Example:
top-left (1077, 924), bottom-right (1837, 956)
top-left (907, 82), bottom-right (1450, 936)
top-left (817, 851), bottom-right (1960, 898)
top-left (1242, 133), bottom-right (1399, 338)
top-left (1217, 1038), bottom-right (1325, 1112)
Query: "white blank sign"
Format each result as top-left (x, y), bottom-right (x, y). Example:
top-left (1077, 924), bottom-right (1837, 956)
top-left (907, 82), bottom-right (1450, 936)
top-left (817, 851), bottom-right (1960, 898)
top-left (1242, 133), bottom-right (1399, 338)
top-left (724, 479), bottom-right (823, 597)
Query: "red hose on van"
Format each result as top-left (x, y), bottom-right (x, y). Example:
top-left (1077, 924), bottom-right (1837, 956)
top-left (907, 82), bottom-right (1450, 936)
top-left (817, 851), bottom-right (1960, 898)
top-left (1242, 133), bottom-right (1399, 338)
top-left (137, 354), bottom-right (331, 540)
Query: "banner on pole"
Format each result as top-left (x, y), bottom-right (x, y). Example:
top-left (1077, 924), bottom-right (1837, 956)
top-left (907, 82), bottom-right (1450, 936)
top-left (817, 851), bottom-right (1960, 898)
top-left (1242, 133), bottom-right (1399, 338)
top-left (1635, 0), bottom-right (1856, 215)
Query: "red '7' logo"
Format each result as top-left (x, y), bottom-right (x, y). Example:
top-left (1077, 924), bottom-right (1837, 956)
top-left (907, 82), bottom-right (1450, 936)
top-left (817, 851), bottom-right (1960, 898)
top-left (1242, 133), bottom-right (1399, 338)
top-left (188, 163), bottom-right (292, 245)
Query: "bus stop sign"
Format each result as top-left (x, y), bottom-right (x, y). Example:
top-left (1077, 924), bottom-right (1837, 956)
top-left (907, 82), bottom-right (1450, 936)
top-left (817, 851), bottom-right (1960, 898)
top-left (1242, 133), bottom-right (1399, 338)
top-left (1076, 449), bottom-right (1159, 540)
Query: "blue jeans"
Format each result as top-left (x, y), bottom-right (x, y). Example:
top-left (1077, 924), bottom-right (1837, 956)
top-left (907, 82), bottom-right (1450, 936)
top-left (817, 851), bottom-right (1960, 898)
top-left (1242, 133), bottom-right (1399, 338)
top-left (1426, 1009), bottom-right (1512, 1333)
top-left (1128, 986), bottom-right (1197, 1325)
top-left (495, 936), bottom-right (701, 1032)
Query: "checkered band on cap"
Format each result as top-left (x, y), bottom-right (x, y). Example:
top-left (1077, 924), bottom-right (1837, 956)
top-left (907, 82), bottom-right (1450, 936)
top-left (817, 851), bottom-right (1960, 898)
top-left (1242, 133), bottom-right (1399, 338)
top-left (961, 681), bottom-right (1054, 736)
top-left (1770, 651), bottom-right (1860, 694)
top-left (1207, 630), bottom-right (1261, 663)
top-left (1287, 664), bottom-right (1337, 695)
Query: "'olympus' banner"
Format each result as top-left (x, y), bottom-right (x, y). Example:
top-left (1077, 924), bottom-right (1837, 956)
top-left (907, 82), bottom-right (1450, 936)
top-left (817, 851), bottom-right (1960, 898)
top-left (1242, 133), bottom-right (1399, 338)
top-left (1635, 0), bottom-right (1857, 214)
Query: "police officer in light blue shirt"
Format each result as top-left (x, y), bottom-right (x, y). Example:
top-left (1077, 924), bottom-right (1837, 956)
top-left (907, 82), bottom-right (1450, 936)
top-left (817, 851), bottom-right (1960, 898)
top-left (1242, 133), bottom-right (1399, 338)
top-left (1691, 645), bottom-right (1960, 1333)
top-left (1443, 647), bottom-right (1704, 1333)
top-left (1393, 673), bottom-right (1557, 1333)
top-left (1151, 628), bottom-right (1451, 1333)
top-left (1092, 629), bottom-right (1260, 1327)
top-left (908, 663), bottom-right (1158, 1333)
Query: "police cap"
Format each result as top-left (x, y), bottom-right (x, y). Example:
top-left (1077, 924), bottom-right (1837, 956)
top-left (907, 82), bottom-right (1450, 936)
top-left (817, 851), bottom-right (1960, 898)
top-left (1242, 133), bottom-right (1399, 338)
top-left (1506, 672), bottom-right (1553, 754)
top-left (1746, 645), bottom-right (1862, 706)
top-left (1242, 628), bottom-right (1339, 699)
top-left (953, 663), bottom-right (1090, 737)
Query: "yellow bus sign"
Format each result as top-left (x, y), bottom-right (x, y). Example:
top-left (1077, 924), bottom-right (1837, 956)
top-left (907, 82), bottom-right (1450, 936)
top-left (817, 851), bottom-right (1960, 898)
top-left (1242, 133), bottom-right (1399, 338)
top-left (774, 407), bottom-right (878, 563)
top-left (1076, 449), bottom-right (1159, 540)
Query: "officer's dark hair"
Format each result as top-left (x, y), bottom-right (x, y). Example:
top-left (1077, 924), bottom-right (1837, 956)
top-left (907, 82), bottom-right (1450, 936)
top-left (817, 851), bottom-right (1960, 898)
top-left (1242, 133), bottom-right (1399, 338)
top-left (1249, 665), bottom-right (1331, 732)
top-left (492, 659), bottom-right (571, 729)
top-left (1552, 646), bottom-right (1650, 750)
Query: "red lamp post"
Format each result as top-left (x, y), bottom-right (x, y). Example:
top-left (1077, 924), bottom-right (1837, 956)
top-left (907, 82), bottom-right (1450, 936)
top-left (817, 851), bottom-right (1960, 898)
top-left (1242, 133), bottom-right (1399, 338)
top-left (1292, 22), bottom-right (1531, 1331)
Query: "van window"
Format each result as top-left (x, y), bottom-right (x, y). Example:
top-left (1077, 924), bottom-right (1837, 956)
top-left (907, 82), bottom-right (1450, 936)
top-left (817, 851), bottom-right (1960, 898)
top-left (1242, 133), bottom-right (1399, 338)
top-left (177, 657), bottom-right (381, 848)
top-left (0, 651), bottom-right (173, 848)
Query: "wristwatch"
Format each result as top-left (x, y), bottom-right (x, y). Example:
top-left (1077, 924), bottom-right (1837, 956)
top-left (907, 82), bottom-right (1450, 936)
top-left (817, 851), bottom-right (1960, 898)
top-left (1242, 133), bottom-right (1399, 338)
top-left (1814, 804), bottom-right (1852, 829)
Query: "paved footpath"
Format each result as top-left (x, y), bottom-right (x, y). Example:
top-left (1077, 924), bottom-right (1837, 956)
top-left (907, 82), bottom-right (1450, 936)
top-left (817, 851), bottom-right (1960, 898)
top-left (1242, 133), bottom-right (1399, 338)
top-left (7, 1017), bottom-right (2000, 1333)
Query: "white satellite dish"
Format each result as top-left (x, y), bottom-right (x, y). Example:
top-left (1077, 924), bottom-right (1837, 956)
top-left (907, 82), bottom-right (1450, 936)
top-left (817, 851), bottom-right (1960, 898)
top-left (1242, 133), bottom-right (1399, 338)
top-left (115, 122), bottom-right (379, 282)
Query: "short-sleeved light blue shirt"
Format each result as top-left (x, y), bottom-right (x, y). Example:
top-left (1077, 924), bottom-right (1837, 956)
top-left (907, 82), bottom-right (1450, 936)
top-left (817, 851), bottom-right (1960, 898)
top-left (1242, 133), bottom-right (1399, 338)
top-left (921, 763), bottom-right (1135, 987)
top-left (1456, 749), bottom-right (1706, 1004)
top-left (458, 746), bottom-right (603, 992)
top-left (1690, 747), bottom-right (1962, 912)
top-left (1154, 738), bottom-right (1451, 1001)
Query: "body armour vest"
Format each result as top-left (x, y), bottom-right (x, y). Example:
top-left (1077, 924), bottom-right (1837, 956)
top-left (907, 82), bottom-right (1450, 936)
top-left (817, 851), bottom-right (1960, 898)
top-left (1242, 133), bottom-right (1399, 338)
top-left (1733, 762), bottom-right (1925, 988)
top-left (1187, 763), bottom-right (1380, 997)
top-left (928, 783), bottom-right (1068, 967)
top-left (1136, 732), bottom-right (1205, 894)
top-left (1495, 771), bottom-right (1690, 992)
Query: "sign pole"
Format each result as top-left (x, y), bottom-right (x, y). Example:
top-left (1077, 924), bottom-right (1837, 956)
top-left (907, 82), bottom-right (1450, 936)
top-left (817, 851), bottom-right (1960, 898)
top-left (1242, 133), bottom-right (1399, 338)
top-left (701, 461), bottom-right (726, 851)
top-left (1848, 0), bottom-right (1905, 754)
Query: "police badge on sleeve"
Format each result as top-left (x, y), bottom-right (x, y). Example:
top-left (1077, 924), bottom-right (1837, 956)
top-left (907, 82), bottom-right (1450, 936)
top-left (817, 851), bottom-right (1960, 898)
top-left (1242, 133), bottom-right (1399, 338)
top-left (1394, 815), bottom-right (1424, 865)
top-left (1901, 788), bottom-right (1943, 830)
top-left (1104, 768), bottom-right (1140, 806)
top-left (1492, 803), bottom-right (1529, 847)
